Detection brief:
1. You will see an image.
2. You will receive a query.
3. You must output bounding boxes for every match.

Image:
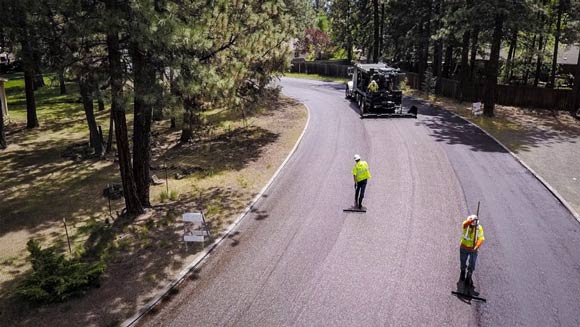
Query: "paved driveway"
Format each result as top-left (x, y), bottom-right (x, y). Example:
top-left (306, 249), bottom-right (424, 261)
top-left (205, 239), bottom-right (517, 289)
top-left (140, 78), bottom-right (580, 326)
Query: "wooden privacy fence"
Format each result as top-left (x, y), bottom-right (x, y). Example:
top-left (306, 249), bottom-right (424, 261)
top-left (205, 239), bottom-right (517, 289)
top-left (290, 61), bottom-right (350, 78)
top-left (405, 72), bottom-right (575, 111)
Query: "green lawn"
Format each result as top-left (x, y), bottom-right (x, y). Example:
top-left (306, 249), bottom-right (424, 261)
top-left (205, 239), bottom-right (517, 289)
top-left (2, 73), bottom-right (91, 124)
top-left (284, 72), bottom-right (349, 83)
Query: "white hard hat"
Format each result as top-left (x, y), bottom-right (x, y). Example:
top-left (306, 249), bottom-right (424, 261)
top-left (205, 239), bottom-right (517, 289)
top-left (354, 154), bottom-right (361, 161)
top-left (468, 214), bottom-right (478, 225)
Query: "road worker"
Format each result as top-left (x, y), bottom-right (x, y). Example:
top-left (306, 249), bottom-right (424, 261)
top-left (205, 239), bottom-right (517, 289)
top-left (460, 215), bottom-right (485, 286)
top-left (367, 79), bottom-right (379, 93)
top-left (352, 154), bottom-right (371, 209)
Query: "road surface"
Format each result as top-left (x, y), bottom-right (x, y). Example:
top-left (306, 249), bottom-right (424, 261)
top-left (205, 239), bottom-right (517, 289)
top-left (140, 78), bottom-right (580, 326)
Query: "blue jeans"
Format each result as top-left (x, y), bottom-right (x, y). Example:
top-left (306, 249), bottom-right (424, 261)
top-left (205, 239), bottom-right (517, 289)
top-left (460, 247), bottom-right (478, 272)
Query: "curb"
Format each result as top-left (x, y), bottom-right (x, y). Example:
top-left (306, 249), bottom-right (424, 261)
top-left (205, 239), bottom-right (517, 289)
top-left (412, 96), bottom-right (580, 223)
top-left (122, 102), bottom-right (311, 327)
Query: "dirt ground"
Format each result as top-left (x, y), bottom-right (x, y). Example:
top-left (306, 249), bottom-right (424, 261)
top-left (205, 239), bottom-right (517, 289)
top-left (0, 94), bottom-right (307, 326)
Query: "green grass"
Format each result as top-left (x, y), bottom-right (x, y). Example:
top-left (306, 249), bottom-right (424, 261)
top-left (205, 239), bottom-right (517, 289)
top-left (3, 74), bottom-right (83, 123)
top-left (284, 72), bottom-right (349, 83)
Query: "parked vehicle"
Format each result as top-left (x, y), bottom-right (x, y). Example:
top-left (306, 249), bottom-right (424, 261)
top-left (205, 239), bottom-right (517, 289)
top-left (345, 63), bottom-right (417, 118)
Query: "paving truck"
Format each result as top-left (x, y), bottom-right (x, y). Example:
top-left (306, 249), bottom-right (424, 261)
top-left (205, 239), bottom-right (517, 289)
top-left (345, 63), bottom-right (417, 118)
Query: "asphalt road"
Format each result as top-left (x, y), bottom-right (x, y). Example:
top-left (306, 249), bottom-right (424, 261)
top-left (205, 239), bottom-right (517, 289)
top-left (140, 78), bottom-right (580, 326)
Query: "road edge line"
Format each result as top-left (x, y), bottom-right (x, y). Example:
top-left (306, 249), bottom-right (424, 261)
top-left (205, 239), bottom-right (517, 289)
top-left (419, 98), bottom-right (580, 223)
top-left (121, 101), bottom-right (311, 327)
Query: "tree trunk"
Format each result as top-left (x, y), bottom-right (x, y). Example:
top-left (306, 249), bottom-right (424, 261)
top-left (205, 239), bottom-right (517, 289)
top-left (32, 39), bottom-right (45, 90)
top-left (21, 39), bottom-right (38, 129)
top-left (459, 30), bottom-right (470, 101)
top-left (106, 108), bottom-right (114, 153)
top-left (180, 109), bottom-right (193, 142)
top-left (0, 25), bottom-right (5, 49)
top-left (379, 3), bottom-right (385, 59)
top-left (0, 98), bottom-right (6, 150)
top-left (106, 24), bottom-right (144, 216)
top-left (417, 21), bottom-right (426, 89)
top-left (483, 14), bottom-right (503, 117)
top-left (346, 0), bottom-right (353, 63)
top-left (131, 44), bottom-right (155, 208)
top-left (573, 48), bottom-right (580, 117)
top-left (59, 70), bottom-right (67, 95)
top-left (534, 0), bottom-right (548, 87)
top-left (372, 0), bottom-right (380, 63)
top-left (418, 3), bottom-right (432, 91)
top-left (170, 117), bottom-right (176, 129)
top-left (548, 1), bottom-right (563, 89)
top-left (443, 44), bottom-right (453, 78)
top-left (96, 87), bottom-right (105, 112)
top-left (524, 34), bottom-right (537, 84)
top-left (79, 76), bottom-right (103, 156)
top-left (504, 31), bottom-right (518, 84)
top-left (24, 69), bottom-right (39, 128)
top-left (534, 35), bottom-right (545, 87)
top-left (434, 41), bottom-right (443, 94)
top-left (433, 0), bottom-right (443, 94)
top-left (469, 27), bottom-right (479, 82)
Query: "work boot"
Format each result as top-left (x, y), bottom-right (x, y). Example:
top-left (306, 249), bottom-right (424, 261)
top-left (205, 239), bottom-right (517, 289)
top-left (466, 271), bottom-right (473, 287)
top-left (460, 269), bottom-right (466, 281)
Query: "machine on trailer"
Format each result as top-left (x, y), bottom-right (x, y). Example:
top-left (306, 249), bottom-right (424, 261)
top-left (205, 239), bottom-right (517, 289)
top-left (345, 63), bottom-right (417, 118)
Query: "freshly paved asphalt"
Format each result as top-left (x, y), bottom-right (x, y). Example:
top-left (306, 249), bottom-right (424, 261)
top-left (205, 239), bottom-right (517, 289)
top-left (140, 78), bottom-right (580, 326)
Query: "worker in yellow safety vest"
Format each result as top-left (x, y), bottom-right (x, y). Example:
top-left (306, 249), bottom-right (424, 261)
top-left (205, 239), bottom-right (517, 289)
top-left (367, 79), bottom-right (379, 93)
top-left (352, 154), bottom-right (371, 209)
top-left (460, 215), bottom-right (485, 286)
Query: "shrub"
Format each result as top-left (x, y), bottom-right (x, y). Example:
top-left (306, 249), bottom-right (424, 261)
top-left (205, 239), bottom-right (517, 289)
top-left (16, 240), bottom-right (105, 304)
top-left (159, 190), bottom-right (178, 202)
top-left (422, 67), bottom-right (436, 95)
top-left (159, 190), bottom-right (169, 202)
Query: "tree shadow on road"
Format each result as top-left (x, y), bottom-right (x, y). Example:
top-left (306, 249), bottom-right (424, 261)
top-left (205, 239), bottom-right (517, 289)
top-left (412, 101), bottom-right (506, 153)
top-left (406, 96), bottom-right (580, 154)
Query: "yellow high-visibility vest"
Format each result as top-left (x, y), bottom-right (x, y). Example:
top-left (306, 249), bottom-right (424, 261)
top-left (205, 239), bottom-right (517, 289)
top-left (460, 224), bottom-right (484, 249)
top-left (352, 161), bottom-right (371, 182)
top-left (368, 80), bottom-right (379, 92)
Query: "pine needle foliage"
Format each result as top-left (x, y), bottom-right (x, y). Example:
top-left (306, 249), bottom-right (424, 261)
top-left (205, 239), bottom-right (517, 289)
top-left (16, 240), bottom-right (105, 304)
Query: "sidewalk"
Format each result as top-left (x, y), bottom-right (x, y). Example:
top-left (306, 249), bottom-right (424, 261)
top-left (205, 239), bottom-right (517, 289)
top-left (409, 90), bottom-right (580, 220)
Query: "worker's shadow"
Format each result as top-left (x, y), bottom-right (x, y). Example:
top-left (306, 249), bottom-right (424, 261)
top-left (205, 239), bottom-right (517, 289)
top-left (454, 281), bottom-right (478, 304)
